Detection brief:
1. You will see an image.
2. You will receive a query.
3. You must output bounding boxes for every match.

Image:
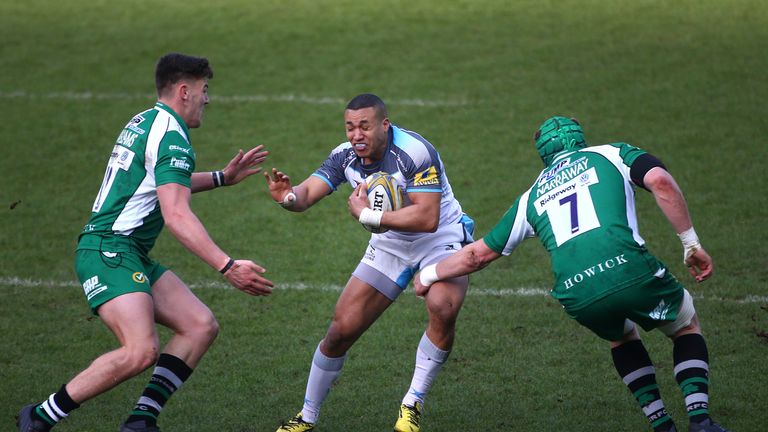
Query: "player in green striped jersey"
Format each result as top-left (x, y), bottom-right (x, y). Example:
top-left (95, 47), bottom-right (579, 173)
top-left (415, 117), bottom-right (729, 432)
top-left (18, 53), bottom-right (274, 432)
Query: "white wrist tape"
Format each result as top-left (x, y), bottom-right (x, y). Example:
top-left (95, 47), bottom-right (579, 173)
top-left (419, 264), bottom-right (439, 287)
top-left (677, 227), bottom-right (701, 263)
top-left (359, 207), bottom-right (383, 228)
top-left (280, 191), bottom-right (296, 208)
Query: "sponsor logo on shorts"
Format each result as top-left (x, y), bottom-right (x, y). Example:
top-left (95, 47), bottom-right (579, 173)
top-left (364, 245), bottom-right (376, 261)
top-left (82, 275), bottom-right (107, 300)
top-left (132, 272), bottom-right (147, 284)
top-left (413, 166), bottom-right (439, 186)
top-left (563, 254), bottom-right (628, 289)
top-left (649, 299), bottom-right (671, 320)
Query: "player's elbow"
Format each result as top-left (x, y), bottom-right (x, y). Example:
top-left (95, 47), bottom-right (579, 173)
top-left (424, 218), bottom-right (439, 233)
top-left (464, 241), bottom-right (500, 271)
top-left (467, 249), bottom-right (493, 271)
top-left (162, 210), bottom-right (192, 235)
top-left (423, 208), bottom-right (440, 232)
top-left (466, 251), bottom-right (483, 271)
top-left (644, 168), bottom-right (678, 194)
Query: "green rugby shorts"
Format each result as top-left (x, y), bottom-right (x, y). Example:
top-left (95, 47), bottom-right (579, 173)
top-left (74, 249), bottom-right (167, 314)
top-left (564, 270), bottom-right (685, 341)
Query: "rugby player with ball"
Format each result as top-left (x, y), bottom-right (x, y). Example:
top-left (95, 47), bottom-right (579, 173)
top-left (265, 93), bottom-right (474, 432)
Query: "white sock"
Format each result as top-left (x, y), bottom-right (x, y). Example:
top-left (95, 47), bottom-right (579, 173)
top-left (301, 344), bottom-right (346, 424)
top-left (402, 333), bottom-right (450, 407)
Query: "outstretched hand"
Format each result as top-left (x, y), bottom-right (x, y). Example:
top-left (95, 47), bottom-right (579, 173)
top-left (222, 145), bottom-right (269, 186)
top-left (223, 259), bottom-right (274, 296)
top-left (264, 168), bottom-right (295, 203)
top-left (685, 247), bottom-right (713, 282)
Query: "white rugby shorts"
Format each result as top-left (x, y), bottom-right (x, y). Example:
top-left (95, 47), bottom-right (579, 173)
top-left (352, 217), bottom-right (473, 300)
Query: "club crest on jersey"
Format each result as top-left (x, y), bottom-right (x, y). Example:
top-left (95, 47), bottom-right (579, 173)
top-left (414, 166), bottom-right (439, 186)
top-left (132, 272), bottom-right (147, 284)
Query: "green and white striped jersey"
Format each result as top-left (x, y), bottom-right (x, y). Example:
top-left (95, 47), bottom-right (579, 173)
top-left (79, 102), bottom-right (196, 254)
top-left (484, 143), bottom-right (666, 310)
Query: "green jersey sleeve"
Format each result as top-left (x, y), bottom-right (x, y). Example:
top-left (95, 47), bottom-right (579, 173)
top-left (612, 142), bottom-right (647, 166)
top-left (155, 132), bottom-right (196, 188)
top-left (484, 192), bottom-right (536, 255)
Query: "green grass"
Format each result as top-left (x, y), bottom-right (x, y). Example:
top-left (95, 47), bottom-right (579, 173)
top-left (1, 0), bottom-right (767, 430)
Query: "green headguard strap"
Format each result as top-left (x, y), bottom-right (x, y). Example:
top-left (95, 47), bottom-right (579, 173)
top-left (534, 116), bottom-right (587, 166)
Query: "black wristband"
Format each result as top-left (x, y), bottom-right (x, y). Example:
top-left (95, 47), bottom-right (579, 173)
top-left (219, 258), bottom-right (235, 274)
top-left (212, 171), bottom-right (225, 188)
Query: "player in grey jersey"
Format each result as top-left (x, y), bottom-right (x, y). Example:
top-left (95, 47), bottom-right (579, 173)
top-left (414, 117), bottom-right (730, 432)
top-left (17, 53), bottom-right (273, 432)
top-left (266, 94), bottom-right (474, 432)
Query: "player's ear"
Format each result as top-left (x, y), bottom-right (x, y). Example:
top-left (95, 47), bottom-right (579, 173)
top-left (178, 81), bottom-right (189, 101)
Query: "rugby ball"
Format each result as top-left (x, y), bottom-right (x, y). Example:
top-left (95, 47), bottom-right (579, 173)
top-left (363, 172), bottom-right (404, 233)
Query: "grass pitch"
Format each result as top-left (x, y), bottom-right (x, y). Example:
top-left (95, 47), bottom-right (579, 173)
top-left (1, 0), bottom-right (767, 431)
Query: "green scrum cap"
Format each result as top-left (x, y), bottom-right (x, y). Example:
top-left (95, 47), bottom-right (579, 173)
top-left (534, 116), bottom-right (586, 166)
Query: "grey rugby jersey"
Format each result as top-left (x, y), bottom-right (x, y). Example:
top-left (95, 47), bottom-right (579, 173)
top-left (313, 124), bottom-right (465, 241)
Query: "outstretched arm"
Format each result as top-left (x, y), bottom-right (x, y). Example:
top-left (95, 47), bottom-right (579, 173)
top-left (157, 183), bottom-right (274, 295)
top-left (414, 239), bottom-right (502, 296)
top-left (264, 168), bottom-right (331, 212)
top-left (643, 167), bottom-right (713, 282)
top-left (191, 145), bottom-right (269, 193)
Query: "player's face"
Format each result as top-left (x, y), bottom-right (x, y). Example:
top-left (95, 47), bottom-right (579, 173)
top-left (345, 107), bottom-right (390, 163)
top-left (181, 78), bottom-right (209, 128)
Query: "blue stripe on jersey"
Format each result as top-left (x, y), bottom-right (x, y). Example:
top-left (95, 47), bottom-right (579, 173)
top-left (407, 188), bottom-right (442, 193)
top-left (311, 172), bottom-right (336, 191)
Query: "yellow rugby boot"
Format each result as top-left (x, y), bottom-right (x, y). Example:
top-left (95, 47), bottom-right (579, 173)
top-left (393, 401), bottom-right (422, 432)
top-left (276, 412), bottom-right (314, 432)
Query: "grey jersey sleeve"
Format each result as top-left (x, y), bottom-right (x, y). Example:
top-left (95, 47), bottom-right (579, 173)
top-left (312, 142), bottom-right (353, 191)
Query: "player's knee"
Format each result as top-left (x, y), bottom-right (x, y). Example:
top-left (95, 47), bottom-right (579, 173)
top-left (659, 289), bottom-right (697, 338)
top-left (204, 315), bottom-right (220, 344)
top-left (427, 302), bottom-right (459, 328)
top-left (324, 318), bottom-right (359, 349)
top-left (190, 310), bottom-right (219, 345)
top-left (122, 343), bottom-right (160, 375)
top-left (426, 294), bottom-right (462, 325)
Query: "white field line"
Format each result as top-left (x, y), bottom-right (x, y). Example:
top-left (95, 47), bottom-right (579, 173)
top-left (0, 90), bottom-right (468, 107)
top-left (1, 276), bottom-right (766, 304)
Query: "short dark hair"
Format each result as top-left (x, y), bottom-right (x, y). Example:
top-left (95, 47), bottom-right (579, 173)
top-left (346, 93), bottom-right (388, 119)
top-left (155, 53), bottom-right (214, 96)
